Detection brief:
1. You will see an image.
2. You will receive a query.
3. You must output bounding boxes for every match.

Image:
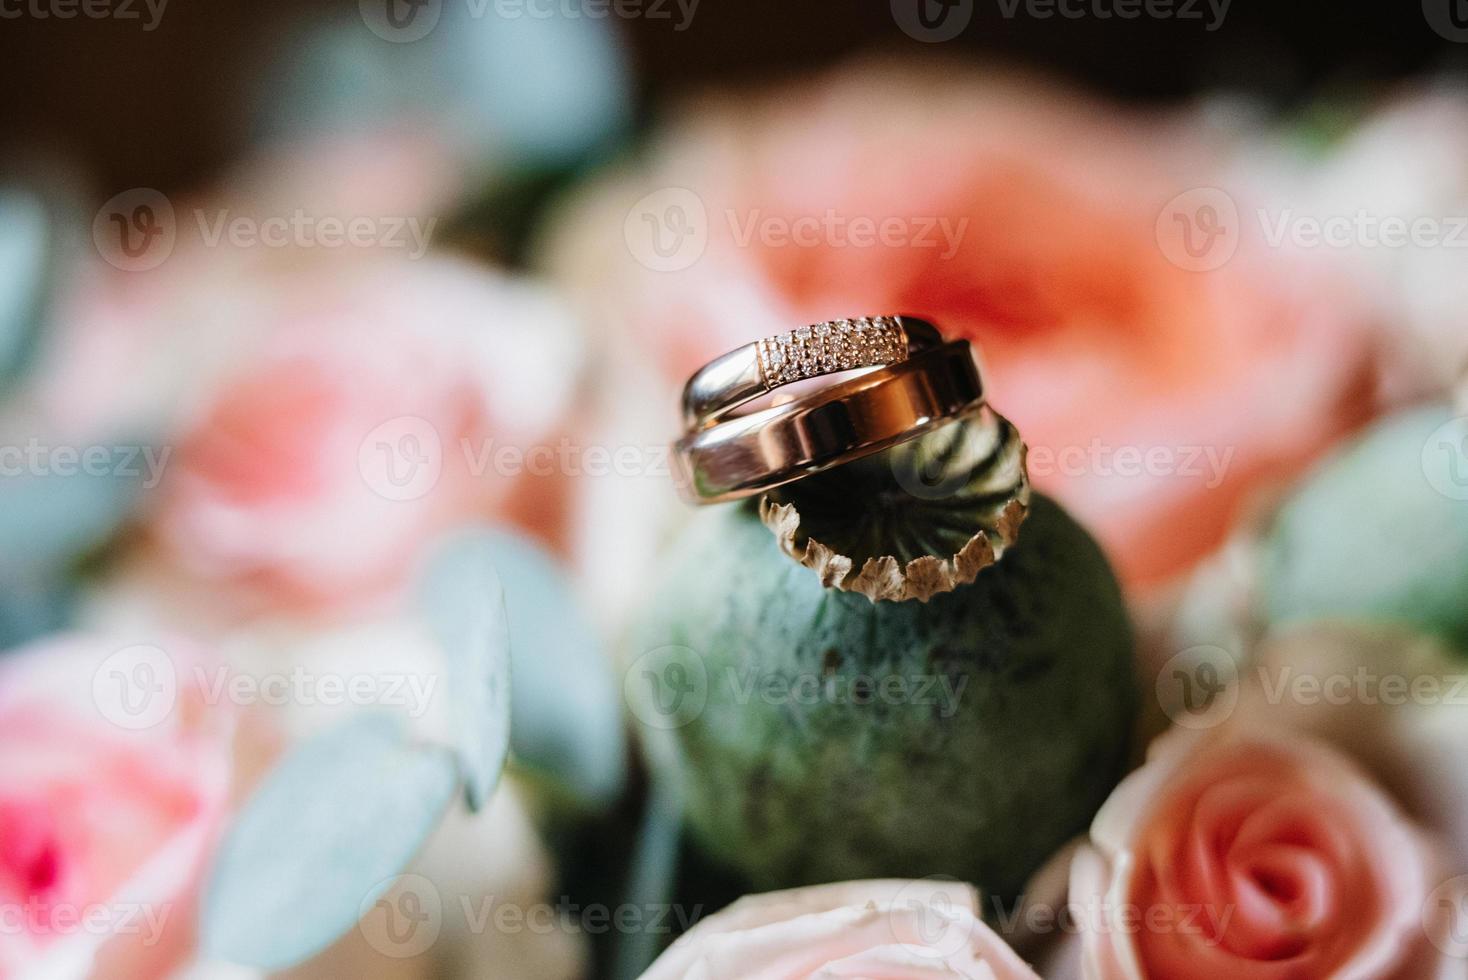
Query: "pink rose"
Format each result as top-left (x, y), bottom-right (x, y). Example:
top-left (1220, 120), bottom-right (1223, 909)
top-left (0, 633), bottom-right (239, 979)
top-left (544, 61), bottom-right (1373, 589)
top-left (68, 585), bottom-right (587, 980)
top-left (144, 255), bottom-right (583, 611)
top-left (1070, 725), bottom-right (1447, 979)
top-left (638, 879), bottom-right (1040, 979)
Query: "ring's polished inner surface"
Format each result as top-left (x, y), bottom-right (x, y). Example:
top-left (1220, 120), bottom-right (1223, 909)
top-left (673, 337), bottom-right (983, 504)
top-left (681, 315), bottom-right (942, 430)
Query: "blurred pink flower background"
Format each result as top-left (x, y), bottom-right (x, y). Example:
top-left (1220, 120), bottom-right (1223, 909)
top-left (2, 25), bottom-right (1467, 980)
top-left (0, 635), bottom-right (248, 979)
top-left (544, 61), bottom-right (1380, 592)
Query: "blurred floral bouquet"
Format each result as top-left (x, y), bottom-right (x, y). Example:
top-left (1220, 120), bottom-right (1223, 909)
top-left (3, 9), bottom-right (1468, 980)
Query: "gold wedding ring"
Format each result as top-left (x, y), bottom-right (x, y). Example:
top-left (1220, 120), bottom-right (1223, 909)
top-left (672, 322), bottom-right (983, 504)
top-left (681, 316), bottom-right (943, 430)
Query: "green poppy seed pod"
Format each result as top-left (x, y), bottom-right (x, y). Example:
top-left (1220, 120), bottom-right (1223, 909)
top-left (626, 411), bottom-right (1138, 902)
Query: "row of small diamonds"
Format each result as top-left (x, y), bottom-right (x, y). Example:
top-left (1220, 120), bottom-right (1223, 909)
top-left (756, 316), bottom-right (907, 388)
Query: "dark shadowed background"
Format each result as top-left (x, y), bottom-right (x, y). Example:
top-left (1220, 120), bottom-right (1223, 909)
top-left (2, 0), bottom-right (1463, 193)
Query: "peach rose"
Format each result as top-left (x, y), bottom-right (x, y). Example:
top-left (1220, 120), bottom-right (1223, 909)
top-left (543, 61), bottom-right (1373, 590)
top-left (638, 879), bottom-right (1040, 979)
top-left (142, 255), bottom-right (583, 612)
top-left (0, 633), bottom-right (238, 979)
top-left (1229, 624), bottom-right (1468, 887)
top-left (1070, 724), bottom-right (1447, 979)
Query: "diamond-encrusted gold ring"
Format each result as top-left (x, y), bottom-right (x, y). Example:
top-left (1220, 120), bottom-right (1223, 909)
top-left (681, 315), bottom-right (943, 431)
top-left (672, 324), bottom-right (985, 505)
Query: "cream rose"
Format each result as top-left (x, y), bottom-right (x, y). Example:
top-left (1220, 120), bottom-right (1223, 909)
top-left (638, 879), bottom-right (1040, 979)
top-left (1299, 83), bottom-right (1468, 402)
